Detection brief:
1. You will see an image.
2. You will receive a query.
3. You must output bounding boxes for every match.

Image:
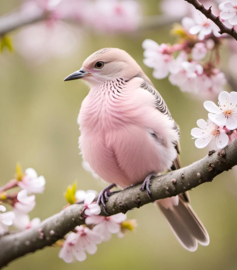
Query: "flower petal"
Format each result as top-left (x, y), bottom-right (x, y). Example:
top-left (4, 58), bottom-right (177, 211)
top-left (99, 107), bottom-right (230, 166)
top-left (191, 128), bottom-right (206, 138)
top-left (110, 213), bottom-right (127, 223)
top-left (197, 119), bottom-right (208, 129)
top-left (73, 248), bottom-right (87, 261)
top-left (226, 114), bottom-right (237, 130)
top-left (107, 220), bottom-right (120, 233)
top-left (229, 15), bottom-right (237, 25)
top-left (86, 216), bottom-right (104, 225)
top-left (142, 39), bottom-right (159, 50)
top-left (85, 243), bottom-right (97, 254)
top-left (204, 101), bottom-right (221, 113)
top-left (195, 135), bottom-right (213, 148)
top-left (219, 91), bottom-right (230, 106)
top-left (189, 25), bottom-right (201, 35)
top-left (87, 204), bottom-right (101, 215)
top-left (0, 205), bottom-right (6, 212)
top-left (25, 168), bottom-right (38, 178)
top-left (220, 10), bottom-right (236, 20)
top-left (229, 92), bottom-right (237, 106)
top-left (216, 132), bottom-right (229, 148)
top-left (208, 113), bottom-right (226, 127)
top-left (84, 193), bottom-right (96, 205)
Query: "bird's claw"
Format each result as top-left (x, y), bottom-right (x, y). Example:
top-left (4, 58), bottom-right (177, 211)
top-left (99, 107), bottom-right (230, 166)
top-left (140, 173), bottom-right (156, 199)
top-left (97, 183), bottom-right (117, 215)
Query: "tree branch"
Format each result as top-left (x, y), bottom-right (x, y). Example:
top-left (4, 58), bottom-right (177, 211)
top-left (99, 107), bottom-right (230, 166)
top-left (0, 9), bottom-right (48, 37)
top-left (0, 139), bottom-right (237, 268)
top-left (184, 0), bottom-right (237, 41)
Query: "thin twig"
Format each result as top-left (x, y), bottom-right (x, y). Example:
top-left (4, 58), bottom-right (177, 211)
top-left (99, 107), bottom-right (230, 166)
top-left (184, 0), bottom-right (237, 41)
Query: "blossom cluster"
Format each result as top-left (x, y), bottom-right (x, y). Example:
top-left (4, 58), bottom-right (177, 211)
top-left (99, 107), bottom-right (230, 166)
top-left (0, 165), bottom-right (45, 234)
top-left (144, 0), bottom-right (237, 98)
top-left (14, 0), bottom-right (141, 63)
top-left (191, 91), bottom-right (237, 149)
top-left (59, 190), bottom-right (136, 263)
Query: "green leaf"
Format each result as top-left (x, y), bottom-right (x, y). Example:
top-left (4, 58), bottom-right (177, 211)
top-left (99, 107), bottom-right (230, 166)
top-left (0, 36), bottom-right (13, 53)
top-left (64, 181), bottom-right (77, 204)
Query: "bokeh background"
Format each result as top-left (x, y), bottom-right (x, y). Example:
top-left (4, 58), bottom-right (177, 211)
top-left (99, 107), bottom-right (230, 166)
top-left (1, 0), bottom-right (237, 269)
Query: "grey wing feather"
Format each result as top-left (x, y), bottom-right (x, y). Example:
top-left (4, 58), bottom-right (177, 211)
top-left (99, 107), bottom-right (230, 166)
top-left (140, 80), bottom-right (180, 168)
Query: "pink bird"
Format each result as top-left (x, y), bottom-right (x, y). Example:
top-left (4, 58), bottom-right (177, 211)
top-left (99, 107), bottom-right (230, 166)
top-left (64, 48), bottom-right (209, 251)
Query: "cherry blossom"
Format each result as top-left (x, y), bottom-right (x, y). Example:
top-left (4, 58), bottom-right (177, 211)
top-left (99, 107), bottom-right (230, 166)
top-left (15, 21), bottom-right (79, 64)
top-left (59, 232), bottom-right (82, 263)
top-left (169, 61), bottom-right (203, 93)
top-left (18, 168), bottom-right (46, 194)
top-left (14, 189), bottom-right (36, 213)
top-left (85, 0), bottom-right (141, 33)
top-left (0, 205), bottom-right (15, 235)
top-left (86, 213), bottom-right (127, 241)
top-left (182, 11), bottom-right (221, 40)
top-left (191, 119), bottom-right (229, 148)
top-left (142, 39), bottom-right (175, 79)
top-left (204, 91), bottom-right (237, 130)
top-left (75, 189), bottom-right (97, 202)
top-left (219, 1), bottom-right (237, 26)
top-left (12, 210), bottom-right (40, 230)
top-left (59, 226), bottom-right (102, 263)
top-left (83, 193), bottom-right (101, 216)
top-left (74, 226), bottom-right (102, 254)
top-left (191, 43), bottom-right (207, 61)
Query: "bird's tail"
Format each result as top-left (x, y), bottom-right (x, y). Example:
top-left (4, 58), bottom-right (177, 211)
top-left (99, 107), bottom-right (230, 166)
top-left (156, 196), bottom-right (209, 252)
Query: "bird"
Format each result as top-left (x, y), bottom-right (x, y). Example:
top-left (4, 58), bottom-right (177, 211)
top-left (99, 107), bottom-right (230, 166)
top-left (64, 48), bottom-right (209, 252)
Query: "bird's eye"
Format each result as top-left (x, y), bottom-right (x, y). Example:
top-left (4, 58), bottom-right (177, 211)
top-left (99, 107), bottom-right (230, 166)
top-left (94, 61), bottom-right (104, 69)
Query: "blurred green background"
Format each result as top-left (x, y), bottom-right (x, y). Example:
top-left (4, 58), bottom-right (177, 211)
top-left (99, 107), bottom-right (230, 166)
top-left (1, 0), bottom-right (237, 269)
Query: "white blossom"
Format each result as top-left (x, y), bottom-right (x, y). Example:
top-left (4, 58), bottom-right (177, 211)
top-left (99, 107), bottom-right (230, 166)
top-left (18, 168), bottom-right (45, 194)
top-left (86, 213), bottom-right (127, 241)
top-left (14, 189), bottom-right (36, 213)
top-left (219, 0), bottom-right (237, 25)
top-left (204, 91), bottom-right (237, 130)
top-left (142, 39), bottom-right (175, 79)
top-left (83, 193), bottom-right (101, 216)
top-left (0, 205), bottom-right (15, 235)
top-left (182, 11), bottom-right (221, 40)
top-left (191, 119), bottom-right (229, 149)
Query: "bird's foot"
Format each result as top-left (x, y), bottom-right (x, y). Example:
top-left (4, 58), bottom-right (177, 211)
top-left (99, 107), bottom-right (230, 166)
top-left (140, 173), bottom-right (156, 199)
top-left (97, 183), bottom-right (117, 215)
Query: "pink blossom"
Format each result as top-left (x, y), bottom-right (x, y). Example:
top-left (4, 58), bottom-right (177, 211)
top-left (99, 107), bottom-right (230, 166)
top-left (204, 91), bottom-right (237, 130)
top-left (18, 168), bottom-right (45, 194)
top-left (84, 0), bottom-right (141, 33)
top-left (219, 1), bottom-right (237, 25)
top-left (143, 39), bottom-right (175, 79)
top-left (191, 43), bottom-right (207, 60)
top-left (0, 205), bottom-right (15, 235)
top-left (12, 211), bottom-right (40, 230)
top-left (15, 21), bottom-right (79, 64)
top-left (74, 226), bottom-right (102, 254)
top-left (59, 232), bottom-right (82, 263)
top-left (160, 0), bottom-right (190, 18)
top-left (14, 190), bottom-right (36, 213)
top-left (196, 70), bottom-right (226, 98)
top-left (75, 190), bottom-right (97, 202)
top-left (59, 226), bottom-right (102, 263)
top-left (182, 11), bottom-right (221, 40)
top-left (169, 61), bottom-right (203, 93)
top-left (191, 119), bottom-right (229, 148)
top-left (86, 213), bottom-right (127, 241)
top-left (83, 193), bottom-right (101, 216)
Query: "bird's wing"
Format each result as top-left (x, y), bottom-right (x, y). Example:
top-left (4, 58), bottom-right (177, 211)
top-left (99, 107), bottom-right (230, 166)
top-left (140, 79), bottom-right (181, 173)
top-left (140, 80), bottom-right (209, 250)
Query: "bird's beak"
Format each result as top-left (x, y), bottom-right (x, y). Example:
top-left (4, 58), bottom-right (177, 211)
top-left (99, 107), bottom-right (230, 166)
top-left (64, 69), bottom-right (89, 81)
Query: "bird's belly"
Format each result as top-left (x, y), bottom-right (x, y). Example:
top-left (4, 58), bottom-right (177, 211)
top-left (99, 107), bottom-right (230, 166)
top-left (80, 124), bottom-right (174, 188)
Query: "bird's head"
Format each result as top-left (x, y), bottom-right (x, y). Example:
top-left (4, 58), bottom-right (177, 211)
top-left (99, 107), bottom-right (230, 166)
top-left (64, 48), bottom-right (143, 86)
